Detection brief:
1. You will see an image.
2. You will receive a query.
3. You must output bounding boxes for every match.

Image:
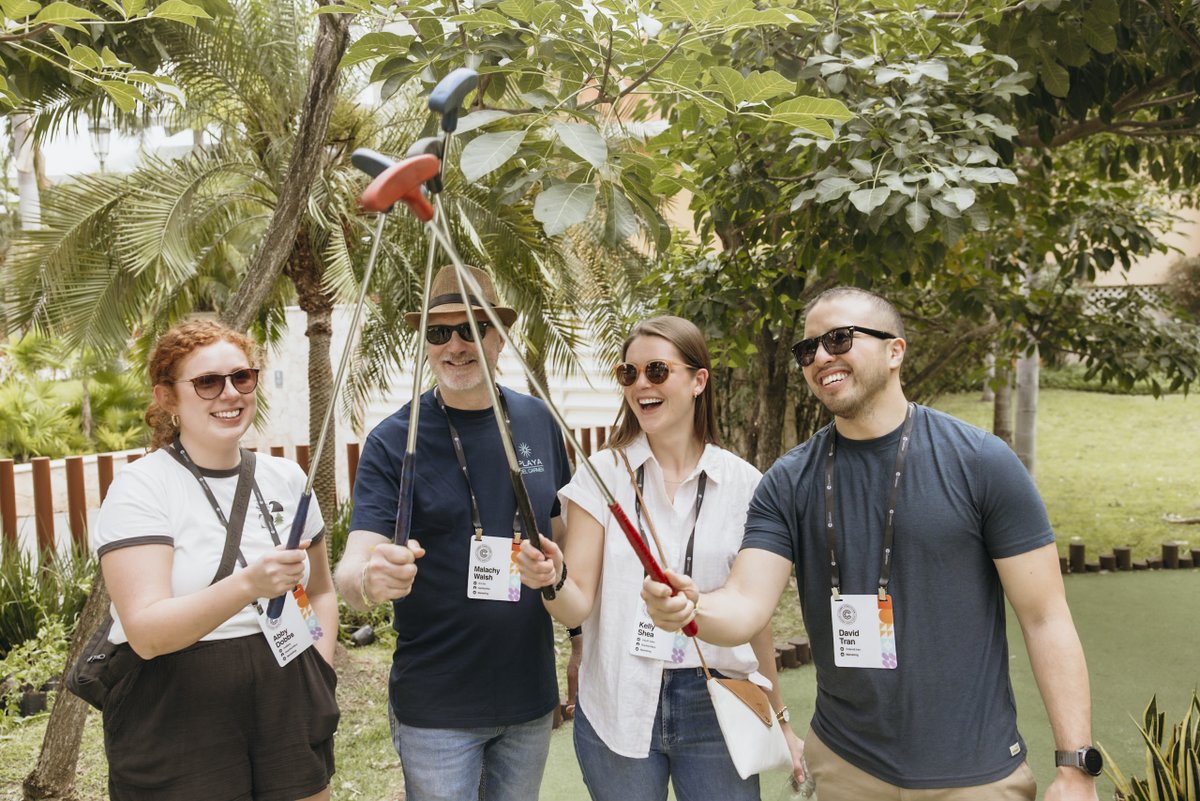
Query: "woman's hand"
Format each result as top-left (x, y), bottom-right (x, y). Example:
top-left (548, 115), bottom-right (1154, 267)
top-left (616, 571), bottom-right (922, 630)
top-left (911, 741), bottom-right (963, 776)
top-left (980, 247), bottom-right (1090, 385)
top-left (515, 538), bottom-right (563, 590)
top-left (244, 539), bottom-right (311, 599)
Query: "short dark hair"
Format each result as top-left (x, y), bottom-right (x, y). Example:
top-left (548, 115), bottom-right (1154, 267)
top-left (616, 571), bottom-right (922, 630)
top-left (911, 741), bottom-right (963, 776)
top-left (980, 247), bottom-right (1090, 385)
top-left (803, 287), bottom-right (905, 338)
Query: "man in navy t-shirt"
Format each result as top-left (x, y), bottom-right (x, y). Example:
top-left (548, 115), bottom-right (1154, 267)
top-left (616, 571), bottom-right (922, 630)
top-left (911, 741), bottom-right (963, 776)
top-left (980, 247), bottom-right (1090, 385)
top-left (641, 287), bottom-right (1100, 801)
top-left (335, 265), bottom-right (570, 801)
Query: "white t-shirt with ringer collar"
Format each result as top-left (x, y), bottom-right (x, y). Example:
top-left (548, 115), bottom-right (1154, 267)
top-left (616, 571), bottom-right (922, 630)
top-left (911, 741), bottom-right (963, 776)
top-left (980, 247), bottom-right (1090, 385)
top-left (92, 447), bottom-right (326, 644)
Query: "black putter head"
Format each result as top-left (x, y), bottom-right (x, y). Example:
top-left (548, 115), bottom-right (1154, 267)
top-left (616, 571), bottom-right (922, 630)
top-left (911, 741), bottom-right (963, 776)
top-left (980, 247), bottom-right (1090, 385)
top-left (350, 148), bottom-right (396, 178)
top-left (428, 67), bottom-right (479, 133)
top-left (406, 136), bottom-right (445, 195)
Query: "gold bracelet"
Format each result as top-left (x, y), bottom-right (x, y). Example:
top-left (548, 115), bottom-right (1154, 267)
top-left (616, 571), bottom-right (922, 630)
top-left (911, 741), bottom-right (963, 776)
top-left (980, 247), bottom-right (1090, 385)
top-left (359, 561), bottom-right (377, 607)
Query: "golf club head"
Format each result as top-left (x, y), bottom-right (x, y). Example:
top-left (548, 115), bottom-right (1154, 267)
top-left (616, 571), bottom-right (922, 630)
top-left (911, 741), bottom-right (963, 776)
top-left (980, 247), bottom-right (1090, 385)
top-left (359, 154), bottom-right (440, 221)
top-left (350, 148), bottom-right (396, 178)
top-left (406, 136), bottom-right (445, 195)
top-left (428, 67), bottom-right (479, 133)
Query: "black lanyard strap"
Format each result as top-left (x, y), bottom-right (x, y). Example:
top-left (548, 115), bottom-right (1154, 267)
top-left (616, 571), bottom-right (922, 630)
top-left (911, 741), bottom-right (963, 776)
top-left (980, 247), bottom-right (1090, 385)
top-left (435, 387), bottom-right (488, 539)
top-left (634, 463), bottom-right (707, 577)
top-left (823, 403), bottom-right (916, 600)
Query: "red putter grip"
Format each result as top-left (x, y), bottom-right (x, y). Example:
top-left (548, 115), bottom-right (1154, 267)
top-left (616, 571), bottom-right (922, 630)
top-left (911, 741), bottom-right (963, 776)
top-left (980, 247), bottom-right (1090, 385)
top-left (609, 502), bottom-right (699, 637)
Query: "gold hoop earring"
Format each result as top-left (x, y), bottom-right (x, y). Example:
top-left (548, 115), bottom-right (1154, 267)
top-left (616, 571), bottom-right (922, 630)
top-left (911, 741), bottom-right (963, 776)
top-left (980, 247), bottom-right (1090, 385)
top-left (170, 414), bottom-right (180, 427)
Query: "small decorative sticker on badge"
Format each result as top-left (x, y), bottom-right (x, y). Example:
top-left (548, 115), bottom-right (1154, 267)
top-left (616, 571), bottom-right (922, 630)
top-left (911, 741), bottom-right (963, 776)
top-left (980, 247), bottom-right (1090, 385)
top-left (838, 604), bottom-right (858, 625)
top-left (476, 543), bottom-right (493, 562)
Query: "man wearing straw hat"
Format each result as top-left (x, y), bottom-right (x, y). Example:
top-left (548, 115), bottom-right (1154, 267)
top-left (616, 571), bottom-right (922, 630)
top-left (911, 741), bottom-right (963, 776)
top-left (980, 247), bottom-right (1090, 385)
top-left (335, 265), bottom-right (571, 801)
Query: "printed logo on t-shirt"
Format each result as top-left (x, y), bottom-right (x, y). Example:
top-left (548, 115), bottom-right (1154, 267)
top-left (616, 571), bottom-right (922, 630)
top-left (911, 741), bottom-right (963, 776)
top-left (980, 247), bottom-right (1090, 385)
top-left (517, 442), bottom-right (545, 475)
top-left (259, 500), bottom-right (285, 529)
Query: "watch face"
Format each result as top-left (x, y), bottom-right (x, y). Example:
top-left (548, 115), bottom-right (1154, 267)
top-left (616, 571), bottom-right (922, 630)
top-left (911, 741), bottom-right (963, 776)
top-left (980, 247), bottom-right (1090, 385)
top-left (1082, 747), bottom-right (1103, 776)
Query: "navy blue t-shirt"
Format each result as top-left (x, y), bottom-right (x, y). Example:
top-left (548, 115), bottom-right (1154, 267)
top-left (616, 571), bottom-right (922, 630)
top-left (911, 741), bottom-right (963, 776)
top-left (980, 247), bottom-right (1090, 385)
top-left (742, 406), bottom-right (1055, 788)
top-left (351, 386), bottom-right (571, 728)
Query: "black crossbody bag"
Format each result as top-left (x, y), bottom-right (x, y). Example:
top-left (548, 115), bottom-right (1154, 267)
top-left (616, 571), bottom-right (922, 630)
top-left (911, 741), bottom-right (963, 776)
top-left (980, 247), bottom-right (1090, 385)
top-left (65, 449), bottom-right (255, 711)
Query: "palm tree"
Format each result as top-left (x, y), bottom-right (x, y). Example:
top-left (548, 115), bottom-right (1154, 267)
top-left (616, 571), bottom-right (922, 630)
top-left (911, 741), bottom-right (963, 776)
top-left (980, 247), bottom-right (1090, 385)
top-left (6, 0), bottom-right (645, 516)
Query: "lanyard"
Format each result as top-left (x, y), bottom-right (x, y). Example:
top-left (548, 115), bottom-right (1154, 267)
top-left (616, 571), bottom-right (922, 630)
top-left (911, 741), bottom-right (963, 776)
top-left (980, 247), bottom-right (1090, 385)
top-left (634, 464), bottom-right (707, 577)
top-left (823, 403), bottom-right (916, 600)
top-left (434, 386), bottom-right (520, 541)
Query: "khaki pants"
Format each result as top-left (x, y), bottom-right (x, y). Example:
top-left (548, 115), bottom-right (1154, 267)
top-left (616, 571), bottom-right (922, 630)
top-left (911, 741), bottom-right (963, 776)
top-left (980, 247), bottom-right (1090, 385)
top-left (804, 727), bottom-right (1037, 801)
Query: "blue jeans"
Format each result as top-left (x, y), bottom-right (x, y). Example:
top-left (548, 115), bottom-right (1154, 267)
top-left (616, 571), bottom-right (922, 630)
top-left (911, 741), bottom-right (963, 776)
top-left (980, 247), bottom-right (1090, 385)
top-left (573, 668), bottom-right (760, 801)
top-left (389, 705), bottom-right (554, 801)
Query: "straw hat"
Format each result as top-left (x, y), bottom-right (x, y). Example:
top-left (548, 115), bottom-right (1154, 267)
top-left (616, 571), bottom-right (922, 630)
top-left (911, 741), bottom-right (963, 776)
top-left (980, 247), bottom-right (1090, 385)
top-left (403, 264), bottom-right (518, 329)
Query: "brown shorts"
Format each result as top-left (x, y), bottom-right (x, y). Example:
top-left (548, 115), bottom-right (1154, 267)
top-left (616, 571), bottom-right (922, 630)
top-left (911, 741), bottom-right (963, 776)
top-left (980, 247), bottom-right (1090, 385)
top-left (103, 634), bottom-right (339, 801)
top-left (804, 727), bottom-right (1037, 801)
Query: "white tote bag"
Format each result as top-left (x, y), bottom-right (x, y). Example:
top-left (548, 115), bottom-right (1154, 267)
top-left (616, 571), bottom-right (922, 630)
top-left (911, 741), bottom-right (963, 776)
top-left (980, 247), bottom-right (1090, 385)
top-left (703, 660), bottom-right (793, 780)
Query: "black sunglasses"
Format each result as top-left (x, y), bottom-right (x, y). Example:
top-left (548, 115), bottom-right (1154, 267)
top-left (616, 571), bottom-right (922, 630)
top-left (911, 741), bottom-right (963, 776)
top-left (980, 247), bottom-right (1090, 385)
top-left (790, 326), bottom-right (897, 368)
top-left (425, 322), bottom-right (492, 345)
top-left (173, 368), bottom-right (260, 400)
top-left (613, 359), bottom-right (696, 387)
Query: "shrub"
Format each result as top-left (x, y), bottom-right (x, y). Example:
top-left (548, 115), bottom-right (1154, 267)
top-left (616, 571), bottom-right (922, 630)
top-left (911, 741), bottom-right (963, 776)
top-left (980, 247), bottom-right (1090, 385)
top-left (0, 618), bottom-right (70, 726)
top-left (1101, 692), bottom-right (1200, 801)
top-left (0, 541), bottom-right (94, 658)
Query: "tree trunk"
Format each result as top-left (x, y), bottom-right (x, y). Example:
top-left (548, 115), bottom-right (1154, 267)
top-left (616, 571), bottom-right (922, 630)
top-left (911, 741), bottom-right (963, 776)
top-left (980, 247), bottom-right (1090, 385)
top-left (13, 112), bottom-right (40, 228)
top-left (992, 361), bottom-right (1014, 448)
top-left (1014, 346), bottom-right (1039, 475)
top-left (23, 573), bottom-right (110, 801)
top-left (749, 323), bottom-right (792, 472)
top-left (981, 352), bottom-right (995, 403)
top-left (219, 6), bottom-right (351, 332)
top-left (80, 378), bottom-right (93, 440)
top-left (285, 234), bottom-right (337, 517)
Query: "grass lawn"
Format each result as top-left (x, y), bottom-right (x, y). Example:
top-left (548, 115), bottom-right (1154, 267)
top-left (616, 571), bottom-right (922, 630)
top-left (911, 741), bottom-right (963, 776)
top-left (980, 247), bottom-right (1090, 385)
top-left (1, 389), bottom-right (1197, 799)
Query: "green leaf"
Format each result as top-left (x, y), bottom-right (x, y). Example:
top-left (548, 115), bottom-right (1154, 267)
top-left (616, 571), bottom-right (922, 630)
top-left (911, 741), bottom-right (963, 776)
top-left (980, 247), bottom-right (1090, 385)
top-left (100, 45), bottom-right (131, 69)
top-left (815, 176), bottom-right (856, 202)
top-left (941, 186), bottom-right (976, 211)
top-left (98, 79), bottom-right (143, 112)
top-left (905, 201), bottom-right (929, 233)
top-left (342, 31), bottom-right (411, 69)
top-left (1089, 0), bottom-right (1119, 25)
top-left (848, 187), bottom-right (889, 213)
top-left (314, 4), bottom-right (365, 13)
top-left (551, 121), bottom-right (607, 170)
top-left (533, 183), bottom-right (597, 236)
top-left (499, 0), bottom-right (534, 22)
top-left (1081, 13), bottom-right (1116, 54)
top-left (33, 2), bottom-right (100, 32)
top-left (460, 130), bottom-right (527, 183)
top-left (453, 8), bottom-right (512, 28)
top-left (740, 70), bottom-right (796, 103)
top-left (770, 96), bottom-right (852, 122)
top-left (455, 110), bottom-right (512, 134)
top-left (121, 0), bottom-right (145, 16)
top-left (69, 43), bottom-right (101, 70)
top-left (148, 0), bottom-right (208, 23)
top-left (708, 66), bottom-right (743, 102)
top-left (725, 7), bottom-right (816, 29)
top-left (773, 115), bottom-right (833, 138)
top-left (2, 0), bottom-right (42, 17)
top-left (1038, 47), bottom-right (1070, 97)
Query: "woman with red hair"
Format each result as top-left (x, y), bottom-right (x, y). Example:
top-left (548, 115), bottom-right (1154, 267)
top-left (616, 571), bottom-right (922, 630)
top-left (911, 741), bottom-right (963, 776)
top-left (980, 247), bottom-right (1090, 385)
top-left (92, 320), bottom-right (339, 801)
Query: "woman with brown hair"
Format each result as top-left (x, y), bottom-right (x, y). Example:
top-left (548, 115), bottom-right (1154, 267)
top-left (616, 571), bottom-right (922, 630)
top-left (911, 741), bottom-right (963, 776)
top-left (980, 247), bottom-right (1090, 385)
top-left (515, 315), bottom-right (803, 800)
top-left (91, 319), bottom-right (339, 801)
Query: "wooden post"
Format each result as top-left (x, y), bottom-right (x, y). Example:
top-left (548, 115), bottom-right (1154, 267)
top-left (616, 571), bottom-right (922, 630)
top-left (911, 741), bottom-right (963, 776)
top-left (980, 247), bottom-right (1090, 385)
top-left (1068, 541), bottom-right (1086, 574)
top-left (1113, 546), bottom-right (1132, 571)
top-left (346, 442), bottom-right (360, 497)
top-left (126, 452), bottom-right (141, 464)
top-left (581, 428), bottom-right (593, 458)
top-left (66, 457), bottom-right (88, 548)
top-left (270, 445), bottom-right (285, 458)
top-left (0, 458), bottom-right (16, 546)
top-left (97, 453), bottom-right (114, 502)
top-left (296, 444), bottom-right (311, 475)
top-left (32, 457), bottom-right (55, 557)
top-left (595, 426), bottom-right (607, 450)
top-left (1162, 542), bottom-right (1180, 569)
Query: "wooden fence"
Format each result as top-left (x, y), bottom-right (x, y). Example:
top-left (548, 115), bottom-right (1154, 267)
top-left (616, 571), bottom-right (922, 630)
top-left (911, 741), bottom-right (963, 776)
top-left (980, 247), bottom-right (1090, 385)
top-left (0, 426), bottom-right (612, 561)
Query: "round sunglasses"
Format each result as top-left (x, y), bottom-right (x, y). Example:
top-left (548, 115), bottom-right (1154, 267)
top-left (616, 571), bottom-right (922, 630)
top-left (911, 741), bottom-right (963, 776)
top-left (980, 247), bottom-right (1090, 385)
top-left (790, 325), bottom-right (897, 368)
top-left (613, 359), bottom-right (697, 387)
top-left (172, 368), bottom-right (260, 400)
top-left (425, 321), bottom-right (492, 345)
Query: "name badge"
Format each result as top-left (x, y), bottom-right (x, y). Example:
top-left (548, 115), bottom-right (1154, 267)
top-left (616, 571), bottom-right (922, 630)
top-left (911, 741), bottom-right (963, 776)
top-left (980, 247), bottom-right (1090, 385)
top-left (467, 535), bottom-right (521, 602)
top-left (627, 602), bottom-right (685, 663)
top-left (829, 593), bottom-right (898, 669)
top-left (256, 585), bottom-right (315, 667)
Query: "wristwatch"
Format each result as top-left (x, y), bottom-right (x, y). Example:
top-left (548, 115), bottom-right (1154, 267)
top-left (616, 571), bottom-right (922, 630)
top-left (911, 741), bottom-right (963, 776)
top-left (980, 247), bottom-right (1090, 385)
top-left (1054, 746), bottom-right (1103, 776)
top-left (775, 705), bottom-right (790, 724)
